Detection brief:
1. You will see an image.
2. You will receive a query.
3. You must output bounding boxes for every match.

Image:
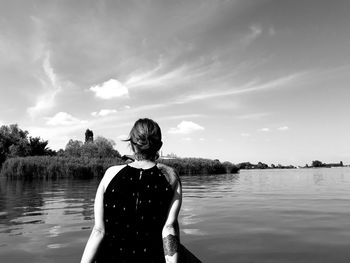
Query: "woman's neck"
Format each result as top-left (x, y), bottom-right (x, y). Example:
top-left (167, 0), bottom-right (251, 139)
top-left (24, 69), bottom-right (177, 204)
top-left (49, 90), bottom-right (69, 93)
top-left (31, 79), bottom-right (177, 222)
top-left (129, 159), bottom-right (156, 169)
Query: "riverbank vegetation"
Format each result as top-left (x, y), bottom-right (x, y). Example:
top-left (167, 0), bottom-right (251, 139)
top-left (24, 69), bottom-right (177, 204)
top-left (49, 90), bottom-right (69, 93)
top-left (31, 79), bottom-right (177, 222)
top-left (237, 162), bottom-right (296, 169)
top-left (159, 158), bottom-right (239, 175)
top-left (0, 124), bottom-right (239, 178)
top-left (0, 124), bottom-right (55, 166)
top-left (1, 156), bottom-right (125, 179)
top-left (302, 160), bottom-right (344, 168)
top-left (1, 156), bottom-right (239, 179)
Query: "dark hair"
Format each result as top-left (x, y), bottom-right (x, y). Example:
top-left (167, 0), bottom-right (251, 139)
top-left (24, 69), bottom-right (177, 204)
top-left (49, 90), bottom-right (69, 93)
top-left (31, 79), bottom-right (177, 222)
top-left (126, 118), bottom-right (162, 161)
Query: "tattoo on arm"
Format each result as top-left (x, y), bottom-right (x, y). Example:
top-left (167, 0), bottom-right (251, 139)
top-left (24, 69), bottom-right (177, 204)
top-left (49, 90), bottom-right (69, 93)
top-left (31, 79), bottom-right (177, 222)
top-left (163, 234), bottom-right (179, 256)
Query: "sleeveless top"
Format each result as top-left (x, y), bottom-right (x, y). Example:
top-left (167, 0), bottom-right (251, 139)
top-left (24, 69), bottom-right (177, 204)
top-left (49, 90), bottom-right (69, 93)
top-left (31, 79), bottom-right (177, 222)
top-left (95, 164), bottom-right (175, 263)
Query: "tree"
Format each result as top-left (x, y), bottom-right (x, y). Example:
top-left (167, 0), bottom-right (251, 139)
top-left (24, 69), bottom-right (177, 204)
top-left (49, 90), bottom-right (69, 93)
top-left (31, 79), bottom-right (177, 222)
top-left (257, 162), bottom-right (268, 169)
top-left (8, 140), bottom-right (30, 157)
top-left (64, 136), bottom-right (120, 158)
top-left (85, 129), bottom-right (94, 143)
top-left (81, 142), bottom-right (99, 158)
top-left (65, 139), bottom-right (83, 157)
top-left (312, 160), bottom-right (323, 167)
top-left (29, 137), bottom-right (50, 156)
top-left (0, 124), bottom-right (30, 165)
top-left (57, 149), bottom-right (65, 156)
top-left (95, 136), bottom-right (120, 158)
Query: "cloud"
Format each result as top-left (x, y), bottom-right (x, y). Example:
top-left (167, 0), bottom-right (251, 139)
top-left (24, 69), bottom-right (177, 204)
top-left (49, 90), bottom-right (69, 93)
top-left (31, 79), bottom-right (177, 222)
top-left (158, 114), bottom-right (204, 122)
top-left (236, 112), bottom-right (270, 120)
top-left (241, 25), bottom-right (262, 45)
top-left (125, 64), bottom-right (189, 89)
top-left (27, 53), bottom-right (61, 117)
top-left (46, 112), bottom-right (87, 126)
top-left (278, 126), bottom-right (289, 131)
top-left (91, 109), bottom-right (117, 117)
top-left (90, 79), bottom-right (128, 99)
top-left (124, 53), bottom-right (219, 90)
top-left (168, 121), bottom-right (204, 134)
top-left (241, 133), bottom-right (251, 137)
top-left (259, 128), bottom-right (270, 132)
top-left (177, 73), bottom-right (303, 104)
top-left (125, 61), bottom-right (163, 88)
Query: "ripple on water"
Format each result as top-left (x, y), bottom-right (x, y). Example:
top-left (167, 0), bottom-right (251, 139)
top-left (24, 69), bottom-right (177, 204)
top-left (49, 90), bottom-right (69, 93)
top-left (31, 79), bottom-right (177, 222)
top-left (47, 243), bottom-right (67, 249)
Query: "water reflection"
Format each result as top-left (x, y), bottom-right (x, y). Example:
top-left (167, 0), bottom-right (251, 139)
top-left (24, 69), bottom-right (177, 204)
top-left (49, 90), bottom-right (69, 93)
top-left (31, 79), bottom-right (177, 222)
top-left (313, 172), bottom-right (324, 185)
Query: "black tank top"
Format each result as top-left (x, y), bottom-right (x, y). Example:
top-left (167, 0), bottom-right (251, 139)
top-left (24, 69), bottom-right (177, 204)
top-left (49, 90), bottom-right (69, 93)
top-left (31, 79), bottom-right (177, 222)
top-left (95, 164), bottom-right (174, 263)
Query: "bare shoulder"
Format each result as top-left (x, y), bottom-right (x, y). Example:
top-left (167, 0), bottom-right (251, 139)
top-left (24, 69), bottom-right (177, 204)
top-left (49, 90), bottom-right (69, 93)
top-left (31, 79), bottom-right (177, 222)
top-left (102, 164), bottom-right (127, 192)
top-left (157, 163), bottom-right (181, 188)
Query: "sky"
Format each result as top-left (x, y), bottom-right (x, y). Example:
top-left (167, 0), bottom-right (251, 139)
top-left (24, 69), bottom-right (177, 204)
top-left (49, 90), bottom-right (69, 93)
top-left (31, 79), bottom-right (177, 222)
top-left (1, 0), bottom-right (350, 166)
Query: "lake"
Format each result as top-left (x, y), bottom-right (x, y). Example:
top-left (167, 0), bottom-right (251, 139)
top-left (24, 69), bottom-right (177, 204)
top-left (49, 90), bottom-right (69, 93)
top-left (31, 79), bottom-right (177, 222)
top-left (1, 167), bottom-right (350, 262)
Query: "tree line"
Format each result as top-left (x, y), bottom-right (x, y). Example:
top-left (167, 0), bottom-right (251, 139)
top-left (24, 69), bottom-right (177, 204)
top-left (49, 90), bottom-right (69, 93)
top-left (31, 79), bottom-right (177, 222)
top-left (304, 160), bottom-right (344, 168)
top-left (159, 158), bottom-right (239, 175)
top-left (0, 125), bottom-right (121, 166)
top-left (0, 124), bottom-right (239, 178)
top-left (0, 124), bottom-right (54, 165)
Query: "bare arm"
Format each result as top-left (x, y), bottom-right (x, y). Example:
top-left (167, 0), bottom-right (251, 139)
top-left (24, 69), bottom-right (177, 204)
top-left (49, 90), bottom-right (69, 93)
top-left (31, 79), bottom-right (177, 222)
top-left (162, 179), bottom-right (182, 263)
top-left (80, 178), bottom-right (105, 263)
top-left (80, 166), bottom-right (125, 263)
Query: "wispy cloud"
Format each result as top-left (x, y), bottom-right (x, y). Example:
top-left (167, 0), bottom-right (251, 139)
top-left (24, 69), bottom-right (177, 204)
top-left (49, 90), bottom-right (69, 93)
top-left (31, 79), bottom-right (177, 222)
top-left (178, 73), bottom-right (302, 104)
top-left (124, 53), bottom-right (224, 90)
top-left (125, 60), bottom-right (163, 87)
top-left (91, 109), bottom-right (117, 117)
top-left (168, 121), bottom-right (204, 134)
top-left (158, 114), bottom-right (204, 122)
top-left (259, 128), bottom-right (270, 132)
top-left (46, 112), bottom-right (87, 126)
top-left (236, 112), bottom-right (270, 120)
top-left (278, 126), bottom-right (289, 131)
top-left (125, 63), bottom-right (192, 89)
top-left (90, 73), bottom-right (302, 125)
top-left (241, 133), bottom-right (251, 137)
top-left (90, 79), bottom-right (128, 99)
top-left (241, 25), bottom-right (263, 45)
top-left (268, 27), bottom-right (276, 36)
top-left (27, 53), bottom-right (61, 117)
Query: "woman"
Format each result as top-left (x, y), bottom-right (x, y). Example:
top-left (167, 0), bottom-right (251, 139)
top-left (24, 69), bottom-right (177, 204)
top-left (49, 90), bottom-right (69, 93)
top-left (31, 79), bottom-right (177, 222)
top-left (81, 118), bottom-right (182, 263)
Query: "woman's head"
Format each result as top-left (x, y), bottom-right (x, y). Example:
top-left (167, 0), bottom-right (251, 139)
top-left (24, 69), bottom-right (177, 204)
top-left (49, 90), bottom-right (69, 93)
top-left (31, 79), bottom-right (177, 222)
top-left (127, 118), bottom-right (162, 161)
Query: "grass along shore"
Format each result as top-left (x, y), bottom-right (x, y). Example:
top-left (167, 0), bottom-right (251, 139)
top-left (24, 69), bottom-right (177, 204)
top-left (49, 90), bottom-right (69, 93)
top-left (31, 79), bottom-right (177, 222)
top-left (0, 156), bottom-right (239, 179)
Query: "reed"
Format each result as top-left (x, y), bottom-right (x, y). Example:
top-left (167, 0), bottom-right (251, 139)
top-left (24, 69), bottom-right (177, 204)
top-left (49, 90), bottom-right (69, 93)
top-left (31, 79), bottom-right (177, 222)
top-left (0, 156), bottom-right (124, 179)
top-left (0, 156), bottom-right (239, 178)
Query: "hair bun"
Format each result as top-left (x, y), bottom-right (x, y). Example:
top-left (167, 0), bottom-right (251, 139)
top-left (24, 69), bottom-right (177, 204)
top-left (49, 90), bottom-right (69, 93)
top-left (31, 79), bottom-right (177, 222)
top-left (127, 118), bottom-right (162, 160)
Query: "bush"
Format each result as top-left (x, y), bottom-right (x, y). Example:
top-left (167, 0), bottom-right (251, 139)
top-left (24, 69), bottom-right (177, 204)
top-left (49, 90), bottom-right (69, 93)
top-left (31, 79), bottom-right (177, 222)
top-left (158, 157), bottom-right (239, 175)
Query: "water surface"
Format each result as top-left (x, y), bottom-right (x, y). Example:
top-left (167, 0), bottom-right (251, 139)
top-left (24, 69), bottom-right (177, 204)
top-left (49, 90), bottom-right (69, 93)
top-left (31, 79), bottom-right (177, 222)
top-left (1, 168), bottom-right (350, 262)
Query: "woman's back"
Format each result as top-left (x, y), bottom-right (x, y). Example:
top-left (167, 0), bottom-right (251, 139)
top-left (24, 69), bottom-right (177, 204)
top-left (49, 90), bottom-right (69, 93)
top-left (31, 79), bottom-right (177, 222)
top-left (95, 164), bottom-right (177, 262)
top-left (81, 118), bottom-right (182, 263)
